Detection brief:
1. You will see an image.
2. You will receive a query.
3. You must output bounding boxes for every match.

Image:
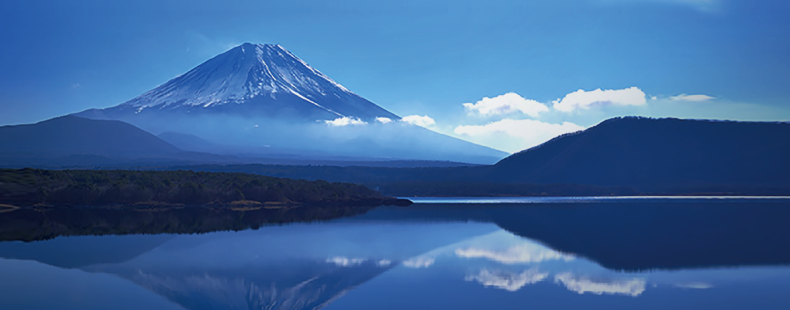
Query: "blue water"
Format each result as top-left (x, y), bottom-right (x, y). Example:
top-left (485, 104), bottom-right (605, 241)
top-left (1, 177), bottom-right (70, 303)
top-left (1, 198), bottom-right (789, 309)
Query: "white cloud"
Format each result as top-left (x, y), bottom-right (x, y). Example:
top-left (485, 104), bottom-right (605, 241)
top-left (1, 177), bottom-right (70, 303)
top-left (552, 87), bottom-right (647, 112)
top-left (377, 259), bottom-right (392, 267)
top-left (454, 119), bottom-right (585, 153)
top-left (455, 244), bottom-right (574, 264)
top-left (403, 257), bottom-right (435, 268)
top-left (375, 117), bottom-right (393, 124)
top-left (401, 115), bottom-right (436, 127)
top-left (463, 92), bottom-right (549, 118)
top-left (465, 269), bottom-right (549, 292)
top-left (326, 257), bottom-right (366, 267)
top-left (669, 94), bottom-right (715, 102)
top-left (325, 117), bottom-right (367, 127)
top-left (554, 272), bottom-right (646, 297)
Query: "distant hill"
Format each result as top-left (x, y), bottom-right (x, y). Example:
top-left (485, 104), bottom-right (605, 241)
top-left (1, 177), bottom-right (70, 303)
top-left (5, 115), bottom-right (788, 196)
top-left (490, 117), bottom-right (790, 191)
top-left (171, 117), bottom-right (790, 196)
top-left (0, 116), bottom-right (481, 168)
top-left (0, 116), bottom-right (181, 163)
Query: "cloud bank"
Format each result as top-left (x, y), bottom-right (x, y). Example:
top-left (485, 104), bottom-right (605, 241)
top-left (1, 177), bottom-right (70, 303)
top-left (463, 92), bottom-right (549, 117)
top-left (375, 117), bottom-right (393, 124)
top-left (552, 87), bottom-right (647, 112)
top-left (401, 115), bottom-right (436, 127)
top-left (448, 86), bottom-right (711, 153)
top-left (454, 119), bottom-right (585, 153)
top-left (325, 117), bottom-right (367, 126)
top-left (670, 94), bottom-right (715, 102)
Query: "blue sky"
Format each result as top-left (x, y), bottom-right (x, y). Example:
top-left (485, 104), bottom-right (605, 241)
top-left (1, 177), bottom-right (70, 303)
top-left (1, 0), bottom-right (789, 152)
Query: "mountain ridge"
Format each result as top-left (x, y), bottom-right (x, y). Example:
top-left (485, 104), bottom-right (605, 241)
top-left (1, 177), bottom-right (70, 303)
top-left (490, 116), bottom-right (790, 189)
top-left (0, 115), bottom-right (180, 158)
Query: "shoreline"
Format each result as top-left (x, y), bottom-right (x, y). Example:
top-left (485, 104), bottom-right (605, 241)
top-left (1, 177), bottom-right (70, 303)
top-left (1, 197), bottom-right (413, 211)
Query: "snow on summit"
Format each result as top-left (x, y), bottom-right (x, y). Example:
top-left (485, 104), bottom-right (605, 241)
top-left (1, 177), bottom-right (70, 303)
top-left (113, 43), bottom-right (397, 121)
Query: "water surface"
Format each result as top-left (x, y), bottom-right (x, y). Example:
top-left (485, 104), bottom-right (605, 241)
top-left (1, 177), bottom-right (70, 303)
top-left (1, 198), bottom-right (789, 309)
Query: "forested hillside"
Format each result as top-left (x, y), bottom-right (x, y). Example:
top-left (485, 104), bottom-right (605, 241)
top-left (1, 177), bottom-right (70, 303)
top-left (0, 168), bottom-right (408, 207)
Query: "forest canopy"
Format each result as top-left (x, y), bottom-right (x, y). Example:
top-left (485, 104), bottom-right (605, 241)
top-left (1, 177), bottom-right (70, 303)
top-left (0, 168), bottom-right (407, 207)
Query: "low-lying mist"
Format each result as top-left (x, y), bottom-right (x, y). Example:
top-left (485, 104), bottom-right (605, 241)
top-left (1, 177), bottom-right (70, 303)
top-left (115, 113), bottom-right (507, 164)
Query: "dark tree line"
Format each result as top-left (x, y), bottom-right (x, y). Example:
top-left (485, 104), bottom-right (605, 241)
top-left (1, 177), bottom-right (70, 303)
top-left (0, 168), bottom-right (404, 207)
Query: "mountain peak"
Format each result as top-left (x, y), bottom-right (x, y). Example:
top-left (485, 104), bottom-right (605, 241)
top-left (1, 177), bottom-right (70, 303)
top-left (234, 43), bottom-right (288, 59)
top-left (110, 43), bottom-right (395, 120)
top-left (237, 42), bottom-right (283, 51)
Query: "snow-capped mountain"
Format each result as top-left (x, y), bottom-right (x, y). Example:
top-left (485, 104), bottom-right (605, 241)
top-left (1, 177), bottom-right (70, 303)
top-left (74, 43), bottom-right (507, 164)
top-left (80, 43), bottom-right (397, 121)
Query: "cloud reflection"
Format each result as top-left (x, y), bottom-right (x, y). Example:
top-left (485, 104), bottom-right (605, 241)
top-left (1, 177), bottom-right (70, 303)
top-left (455, 243), bottom-right (574, 264)
top-left (554, 272), bottom-right (646, 297)
top-left (674, 282), bottom-right (713, 289)
top-left (465, 268), bottom-right (549, 292)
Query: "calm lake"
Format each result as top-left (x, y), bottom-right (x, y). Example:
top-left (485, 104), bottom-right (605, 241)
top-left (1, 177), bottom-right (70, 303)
top-left (1, 197), bottom-right (789, 309)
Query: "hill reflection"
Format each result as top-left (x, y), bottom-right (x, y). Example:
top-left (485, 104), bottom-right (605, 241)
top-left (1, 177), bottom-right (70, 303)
top-left (354, 199), bottom-right (790, 271)
top-left (2, 199), bottom-right (789, 272)
top-left (487, 201), bottom-right (790, 271)
top-left (1, 200), bottom-right (790, 309)
top-left (0, 205), bottom-right (373, 242)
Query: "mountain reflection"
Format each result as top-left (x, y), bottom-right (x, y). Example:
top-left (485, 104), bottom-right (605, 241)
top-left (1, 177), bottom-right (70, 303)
top-left (2, 200), bottom-right (790, 309)
top-left (103, 260), bottom-right (389, 310)
top-left (6, 200), bottom-right (789, 272)
top-left (0, 221), bottom-right (495, 310)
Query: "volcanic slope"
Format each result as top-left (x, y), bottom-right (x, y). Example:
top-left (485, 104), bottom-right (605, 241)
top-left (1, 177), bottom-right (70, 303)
top-left (76, 43), bottom-right (507, 164)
